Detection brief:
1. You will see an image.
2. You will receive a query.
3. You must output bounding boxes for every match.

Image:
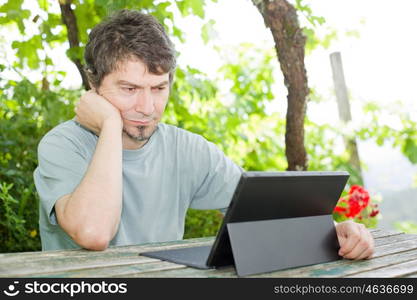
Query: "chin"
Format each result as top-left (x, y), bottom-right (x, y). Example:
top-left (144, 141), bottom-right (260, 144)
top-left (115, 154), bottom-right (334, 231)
top-left (123, 123), bottom-right (157, 142)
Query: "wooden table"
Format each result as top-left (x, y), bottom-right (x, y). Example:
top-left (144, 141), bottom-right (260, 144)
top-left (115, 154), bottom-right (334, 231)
top-left (1, 229), bottom-right (417, 278)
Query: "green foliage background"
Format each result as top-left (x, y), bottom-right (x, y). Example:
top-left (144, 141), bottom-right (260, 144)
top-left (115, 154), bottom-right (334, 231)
top-left (1, 0), bottom-right (416, 252)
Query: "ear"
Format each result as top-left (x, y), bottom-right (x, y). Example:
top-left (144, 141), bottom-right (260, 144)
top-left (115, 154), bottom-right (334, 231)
top-left (86, 79), bottom-right (98, 92)
top-left (85, 67), bottom-right (97, 92)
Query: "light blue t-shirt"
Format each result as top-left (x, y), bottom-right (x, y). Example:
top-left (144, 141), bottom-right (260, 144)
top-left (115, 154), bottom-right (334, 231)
top-left (33, 120), bottom-right (242, 250)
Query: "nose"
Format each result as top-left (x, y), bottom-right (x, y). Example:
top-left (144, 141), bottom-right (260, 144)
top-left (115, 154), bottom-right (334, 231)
top-left (134, 89), bottom-right (155, 116)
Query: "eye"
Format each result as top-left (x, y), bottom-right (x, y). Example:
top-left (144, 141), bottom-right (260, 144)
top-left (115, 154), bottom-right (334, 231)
top-left (152, 86), bottom-right (166, 92)
top-left (122, 87), bottom-right (136, 93)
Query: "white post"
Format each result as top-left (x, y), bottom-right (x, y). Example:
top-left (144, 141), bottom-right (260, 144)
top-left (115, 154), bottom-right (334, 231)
top-left (330, 52), bottom-right (362, 180)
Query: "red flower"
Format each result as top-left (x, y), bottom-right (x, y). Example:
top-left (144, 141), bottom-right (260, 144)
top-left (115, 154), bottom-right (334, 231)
top-left (343, 185), bottom-right (370, 218)
top-left (334, 206), bottom-right (347, 213)
top-left (370, 210), bottom-right (379, 217)
top-left (334, 185), bottom-right (377, 220)
top-left (349, 185), bottom-right (362, 195)
top-left (346, 199), bottom-right (362, 218)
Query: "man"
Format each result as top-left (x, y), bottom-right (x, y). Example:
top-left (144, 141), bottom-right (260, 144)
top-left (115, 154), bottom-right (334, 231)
top-left (34, 10), bottom-right (374, 260)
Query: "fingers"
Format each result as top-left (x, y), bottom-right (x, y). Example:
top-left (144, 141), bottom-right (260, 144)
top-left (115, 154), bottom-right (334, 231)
top-left (338, 221), bottom-right (360, 256)
top-left (357, 228), bottom-right (374, 260)
top-left (341, 223), bottom-right (374, 260)
top-left (349, 225), bottom-right (371, 260)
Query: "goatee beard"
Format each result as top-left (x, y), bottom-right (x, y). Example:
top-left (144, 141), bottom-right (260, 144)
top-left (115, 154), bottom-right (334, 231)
top-left (123, 125), bottom-right (156, 142)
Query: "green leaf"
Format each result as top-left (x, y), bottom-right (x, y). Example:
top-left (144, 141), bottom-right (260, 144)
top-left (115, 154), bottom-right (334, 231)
top-left (403, 138), bottom-right (417, 164)
top-left (66, 46), bottom-right (84, 62)
top-left (201, 19), bottom-right (216, 44)
top-left (176, 0), bottom-right (205, 18)
top-left (12, 36), bottom-right (43, 70)
top-left (0, 0), bottom-right (31, 34)
top-left (44, 57), bottom-right (53, 66)
top-left (37, 0), bottom-right (48, 11)
top-left (189, 0), bottom-right (205, 18)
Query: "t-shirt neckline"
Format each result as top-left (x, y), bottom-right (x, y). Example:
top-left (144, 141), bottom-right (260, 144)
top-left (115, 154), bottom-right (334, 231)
top-left (122, 125), bottom-right (160, 161)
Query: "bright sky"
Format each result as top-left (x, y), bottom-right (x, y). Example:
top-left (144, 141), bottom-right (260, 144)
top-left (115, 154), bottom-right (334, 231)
top-left (301, 0), bottom-right (417, 192)
top-left (182, 0), bottom-right (417, 114)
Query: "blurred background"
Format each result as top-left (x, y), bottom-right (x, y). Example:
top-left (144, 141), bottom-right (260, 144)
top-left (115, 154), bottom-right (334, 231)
top-left (1, 0), bottom-right (416, 253)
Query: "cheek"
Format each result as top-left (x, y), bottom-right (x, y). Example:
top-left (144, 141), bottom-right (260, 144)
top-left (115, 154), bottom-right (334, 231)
top-left (108, 96), bottom-right (135, 112)
top-left (98, 87), bottom-right (128, 111)
top-left (154, 93), bottom-right (169, 113)
top-left (153, 101), bottom-right (168, 118)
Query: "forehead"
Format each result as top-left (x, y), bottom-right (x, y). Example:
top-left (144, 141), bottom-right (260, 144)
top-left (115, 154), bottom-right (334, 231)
top-left (110, 58), bottom-right (169, 84)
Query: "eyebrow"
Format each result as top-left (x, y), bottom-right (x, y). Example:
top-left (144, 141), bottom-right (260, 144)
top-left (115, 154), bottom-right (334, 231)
top-left (117, 80), bottom-right (169, 88)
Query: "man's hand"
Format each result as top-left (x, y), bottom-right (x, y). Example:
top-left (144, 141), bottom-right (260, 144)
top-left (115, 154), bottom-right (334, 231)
top-left (336, 220), bottom-right (374, 260)
top-left (75, 90), bottom-right (122, 135)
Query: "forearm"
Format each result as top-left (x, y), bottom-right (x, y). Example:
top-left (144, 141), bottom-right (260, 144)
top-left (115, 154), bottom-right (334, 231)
top-left (57, 118), bottom-right (123, 249)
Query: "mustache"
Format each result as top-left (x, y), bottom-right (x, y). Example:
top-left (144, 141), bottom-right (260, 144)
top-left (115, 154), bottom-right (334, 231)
top-left (122, 113), bottom-right (155, 122)
top-left (126, 118), bottom-right (153, 122)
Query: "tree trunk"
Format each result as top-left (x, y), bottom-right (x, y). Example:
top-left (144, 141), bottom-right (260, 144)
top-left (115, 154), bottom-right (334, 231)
top-left (252, 0), bottom-right (308, 170)
top-left (59, 0), bottom-right (90, 90)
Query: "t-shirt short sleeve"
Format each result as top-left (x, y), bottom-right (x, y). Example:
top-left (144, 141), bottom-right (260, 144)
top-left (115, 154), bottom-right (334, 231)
top-left (188, 135), bottom-right (243, 211)
top-left (33, 132), bottom-right (89, 226)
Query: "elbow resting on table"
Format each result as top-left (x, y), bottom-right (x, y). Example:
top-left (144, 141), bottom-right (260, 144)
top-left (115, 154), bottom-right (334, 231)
top-left (55, 194), bottom-right (117, 251)
top-left (73, 228), bottom-right (112, 251)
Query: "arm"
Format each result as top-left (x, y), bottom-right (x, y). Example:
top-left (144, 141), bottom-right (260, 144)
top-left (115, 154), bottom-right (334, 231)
top-left (55, 91), bottom-right (123, 250)
top-left (189, 135), bottom-right (242, 211)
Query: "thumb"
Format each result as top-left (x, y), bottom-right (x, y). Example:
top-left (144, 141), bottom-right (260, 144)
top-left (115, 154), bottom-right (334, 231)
top-left (336, 223), bottom-right (349, 248)
top-left (337, 231), bottom-right (348, 247)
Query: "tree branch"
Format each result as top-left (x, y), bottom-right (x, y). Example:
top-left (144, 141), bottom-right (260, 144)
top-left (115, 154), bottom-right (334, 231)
top-left (59, 0), bottom-right (90, 90)
top-left (253, 0), bottom-right (308, 170)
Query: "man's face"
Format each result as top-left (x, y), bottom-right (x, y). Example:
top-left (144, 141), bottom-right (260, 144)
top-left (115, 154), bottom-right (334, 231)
top-left (97, 59), bottom-right (170, 143)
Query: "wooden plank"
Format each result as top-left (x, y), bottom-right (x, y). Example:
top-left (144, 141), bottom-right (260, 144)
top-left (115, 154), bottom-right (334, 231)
top-left (0, 256), bottom-right (156, 277)
top-left (260, 249), bottom-right (417, 278)
top-left (367, 228), bottom-right (404, 239)
top-left (0, 248), bottom-right (144, 266)
top-left (122, 265), bottom-right (237, 278)
top-left (374, 233), bottom-right (417, 247)
top-left (26, 261), bottom-right (187, 278)
top-left (0, 240), bottom-right (213, 277)
top-left (372, 230), bottom-right (403, 239)
top-left (0, 237), bottom-right (214, 262)
top-left (1, 245), bottom-right (214, 278)
top-left (347, 258), bottom-right (417, 278)
top-left (0, 239), bottom-right (213, 270)
top-left (374, 237), bottom-right (417, 257)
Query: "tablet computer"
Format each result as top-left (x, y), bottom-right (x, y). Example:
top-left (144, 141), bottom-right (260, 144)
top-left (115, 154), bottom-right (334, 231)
top-left (140, 171), bottom-right (349, 273)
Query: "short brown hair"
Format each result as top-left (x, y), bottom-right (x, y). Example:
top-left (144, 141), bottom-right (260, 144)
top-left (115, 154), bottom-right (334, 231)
top-left (84, 9), bottom-right (176, 88)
